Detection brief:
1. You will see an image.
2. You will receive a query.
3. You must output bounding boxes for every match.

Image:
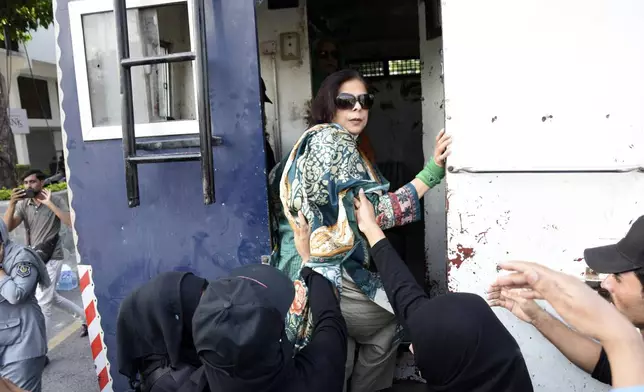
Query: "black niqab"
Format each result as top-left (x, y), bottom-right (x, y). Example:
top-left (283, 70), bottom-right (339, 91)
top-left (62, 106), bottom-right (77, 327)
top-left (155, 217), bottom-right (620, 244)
top-left (410, 293), bottom-right (533, 392)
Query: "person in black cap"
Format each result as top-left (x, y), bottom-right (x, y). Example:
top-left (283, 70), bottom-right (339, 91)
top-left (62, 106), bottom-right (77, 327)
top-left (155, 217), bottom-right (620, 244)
top-left (491, 260), bottom-right (644, 391)
top-left (489, 215), bottom-right (644, 387)
top-left (192, 212), bottom-right (347, 392)
top-left (351, 189), bottom-right (533, 392)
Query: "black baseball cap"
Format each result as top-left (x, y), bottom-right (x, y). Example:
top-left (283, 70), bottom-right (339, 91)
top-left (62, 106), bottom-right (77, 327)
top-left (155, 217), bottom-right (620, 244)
top-left (192, 264), bottom-right (294, 373)
top-left (261, 78), bottom-right (272, 104)
top-left (584, 215), bottom-right (644, 274)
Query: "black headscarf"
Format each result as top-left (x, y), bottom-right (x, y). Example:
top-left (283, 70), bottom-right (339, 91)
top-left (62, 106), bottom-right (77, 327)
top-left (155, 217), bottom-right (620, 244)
top-left (116, 272), bottom-right (206, 380)
top-left (410, 293), bottom-right (533, 392)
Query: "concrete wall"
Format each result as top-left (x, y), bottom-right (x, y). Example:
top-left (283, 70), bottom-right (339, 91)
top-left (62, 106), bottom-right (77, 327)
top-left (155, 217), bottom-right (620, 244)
top-left (418, 1), bottom-right (447, 295)
top-left (3, 24), bottom-right (61, 166)
top-left (2, 51), bottom-right (31, 165)
top-left (24, 24), bottom-right (57, 65)
top-left (442, 0), bottom-right (644, 390)
top-left (257, 1), bottom-right (312, 159)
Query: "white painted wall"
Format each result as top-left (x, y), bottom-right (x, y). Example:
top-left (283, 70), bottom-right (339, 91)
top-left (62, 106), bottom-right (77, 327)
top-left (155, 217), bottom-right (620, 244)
top-left (442, 0), bottom-right (644, 390)
top-left (418, 1), bottom-right (447, 295)
top-left (256, 0), bottom-right (312, 159)
top-left (1, 52), bottom-right (31, 164)
top-left (0, 25), bottom-right (63, 166)
top-left (24, 24), bottom-right (57, 65)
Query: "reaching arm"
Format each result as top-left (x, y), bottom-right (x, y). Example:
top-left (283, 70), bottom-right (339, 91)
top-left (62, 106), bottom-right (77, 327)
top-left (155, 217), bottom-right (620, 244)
top-left (291, 212), bottom-right (346, 391)
top-left (293, 267), bottom-right (347, 392)
top-left (492, 261), bottom-right (644, 388)
top-left (488, 274), bottom-right (604, 377)
top-left (531, 310), bottom-right (603, 374)
top-left (409, 128), bottom-right (451, 199)
top-left (365, 231), bottom-right (430, 328)
top-left (602, 328), bottom-right (644, 389)
top-left (354, 190), bottom-right (430, 327)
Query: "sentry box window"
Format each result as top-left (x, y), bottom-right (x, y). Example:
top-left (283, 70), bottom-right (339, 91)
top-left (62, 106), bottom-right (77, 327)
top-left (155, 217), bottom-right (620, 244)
top-left (69, 0), bottom-right (199, 141)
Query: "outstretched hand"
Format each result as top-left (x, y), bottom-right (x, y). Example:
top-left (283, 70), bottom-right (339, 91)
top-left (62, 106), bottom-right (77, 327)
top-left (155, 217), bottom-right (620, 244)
top-left (353, 189), bottom-right (379, 233)
top-left (293, 210), bottom-right (311, 266)
top-left (490, 261), bottom-right (631, 343)
top-left (353, 189), bottom-right (385, 245)
top-left (487, 286), bottom-right (546, 325)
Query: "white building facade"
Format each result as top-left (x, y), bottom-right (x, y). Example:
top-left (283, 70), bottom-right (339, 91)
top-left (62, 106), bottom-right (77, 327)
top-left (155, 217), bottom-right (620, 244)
top-left (2, 24), bottom-right (63, 173)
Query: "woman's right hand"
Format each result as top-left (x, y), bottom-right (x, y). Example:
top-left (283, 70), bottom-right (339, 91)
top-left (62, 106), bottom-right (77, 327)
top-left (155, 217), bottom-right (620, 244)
top-left (294, 211), bottom-right (311, 265)
top-left (354, 189), bottom-right (377, 232)
top-left (9, 188), bottom-right (25, 205)
top-left (487, 287), bottom-right (546, 325)
top-left (354, 189), bottom-right (385, 245)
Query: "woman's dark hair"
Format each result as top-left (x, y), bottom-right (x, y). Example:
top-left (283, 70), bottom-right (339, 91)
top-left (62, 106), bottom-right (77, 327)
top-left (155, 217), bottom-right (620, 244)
top-left (306, 69), bottom-right (367, 126)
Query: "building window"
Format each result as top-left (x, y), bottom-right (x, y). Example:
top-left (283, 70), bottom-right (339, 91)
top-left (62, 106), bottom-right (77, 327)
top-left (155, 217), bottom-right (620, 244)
top-left (18, 77), bottom-right (53, 119)
top-left (0, 39), bottom-right (20, 52)
top-left (349, 59), bottom-right (422, 78)
top-left (349, 61), bottom-right (385, 78)
top-left (388, 59), bottom-right (421, 76)
top-left (69, 0), bottom-right (198, 141)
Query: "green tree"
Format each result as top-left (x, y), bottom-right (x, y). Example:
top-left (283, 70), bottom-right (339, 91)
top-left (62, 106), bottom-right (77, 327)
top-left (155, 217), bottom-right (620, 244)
top-left (1, 0), bottom-right (53, 188)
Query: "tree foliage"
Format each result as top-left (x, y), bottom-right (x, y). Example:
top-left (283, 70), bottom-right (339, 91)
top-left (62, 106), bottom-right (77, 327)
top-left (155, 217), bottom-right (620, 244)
top-left (1, 0), bottom-right (53, 42)
top-left (0, 0), bottom-right (53, 188)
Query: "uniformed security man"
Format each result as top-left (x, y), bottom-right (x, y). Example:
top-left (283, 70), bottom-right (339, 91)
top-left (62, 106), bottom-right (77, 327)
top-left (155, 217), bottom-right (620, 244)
top-left (0, 219), bottom-right (51, 392)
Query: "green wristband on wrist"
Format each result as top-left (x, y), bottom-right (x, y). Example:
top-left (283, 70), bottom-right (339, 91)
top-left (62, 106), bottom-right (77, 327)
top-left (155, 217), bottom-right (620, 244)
top-left (415, 158), bottom-right (446, 188)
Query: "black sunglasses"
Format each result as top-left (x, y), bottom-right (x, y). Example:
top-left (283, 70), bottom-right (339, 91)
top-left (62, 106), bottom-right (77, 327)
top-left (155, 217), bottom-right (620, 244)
top-left (335, 93), bottom-right (375, 110)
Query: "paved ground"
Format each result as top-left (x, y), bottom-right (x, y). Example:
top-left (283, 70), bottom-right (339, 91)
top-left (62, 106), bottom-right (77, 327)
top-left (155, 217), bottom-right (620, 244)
top-left (42, 289), bottom-right (98, 392)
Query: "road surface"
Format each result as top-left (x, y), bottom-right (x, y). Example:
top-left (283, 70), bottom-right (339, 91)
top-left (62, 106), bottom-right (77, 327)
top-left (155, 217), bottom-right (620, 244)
top-left (42, 288), bottom-right (98, 392)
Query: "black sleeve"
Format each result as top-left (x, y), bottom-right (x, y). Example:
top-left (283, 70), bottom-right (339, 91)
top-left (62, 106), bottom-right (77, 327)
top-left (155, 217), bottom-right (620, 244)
top-left (370, 239), bottom-right (430, 327)
top-left (292, 267), bottom-right (347, 392)
top-left (591, 348), bottom-right (612, 385)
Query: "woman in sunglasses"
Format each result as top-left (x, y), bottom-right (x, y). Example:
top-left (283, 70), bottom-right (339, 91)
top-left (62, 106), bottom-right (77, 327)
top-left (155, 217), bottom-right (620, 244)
top-left (269, 69), bottom-right (451, 392)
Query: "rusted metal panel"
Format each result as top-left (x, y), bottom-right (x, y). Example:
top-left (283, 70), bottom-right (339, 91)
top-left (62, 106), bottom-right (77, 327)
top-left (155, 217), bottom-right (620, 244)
top-left (446, 173), bottom-right (644, 390)
top-left (442, 0), bottom-right (644, 172)
top-left (442, 0), bottom-right (644, 390)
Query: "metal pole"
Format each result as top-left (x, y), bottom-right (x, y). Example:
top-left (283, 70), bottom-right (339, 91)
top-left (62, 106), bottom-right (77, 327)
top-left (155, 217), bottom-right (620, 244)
top-left (270, 54), bottom-right (282, 159)
top-left (192, 0), bottom-right (215, 204)
top-left (3, 25), bottom-right (10, 52)
top-left (113, 0), bottom-right (139, 207)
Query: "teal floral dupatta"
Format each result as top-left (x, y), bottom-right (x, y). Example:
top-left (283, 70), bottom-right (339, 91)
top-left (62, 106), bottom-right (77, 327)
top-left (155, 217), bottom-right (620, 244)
top-left (269, 123), bottom-right (422, 349)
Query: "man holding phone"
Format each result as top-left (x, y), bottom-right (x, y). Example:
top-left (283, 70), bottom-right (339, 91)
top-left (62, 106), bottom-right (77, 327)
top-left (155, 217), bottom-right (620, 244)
top-left (3, 170), bottom-right (87, 349)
